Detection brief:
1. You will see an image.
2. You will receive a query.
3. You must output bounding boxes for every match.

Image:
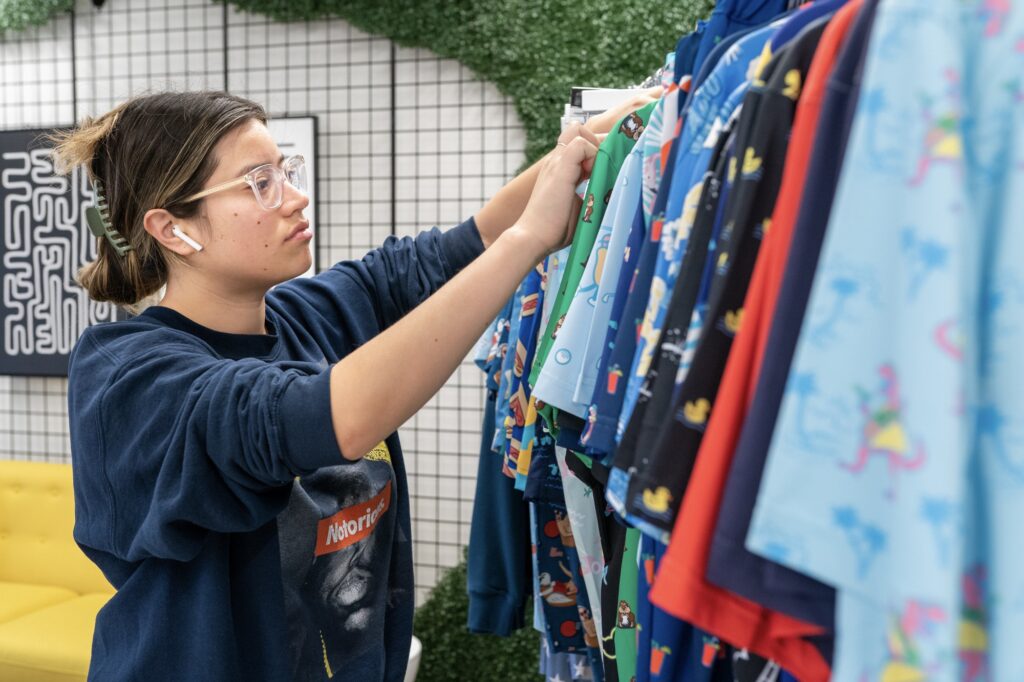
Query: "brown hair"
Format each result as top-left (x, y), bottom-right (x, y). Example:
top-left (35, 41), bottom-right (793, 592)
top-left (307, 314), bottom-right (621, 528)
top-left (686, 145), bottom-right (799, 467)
top-left (50, 91), bottom-right (267, 308)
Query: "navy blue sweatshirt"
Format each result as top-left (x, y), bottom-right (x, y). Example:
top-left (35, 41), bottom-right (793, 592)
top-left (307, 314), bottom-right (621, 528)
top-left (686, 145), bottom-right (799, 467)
top-left (68, 220), bottom-right (484, 682)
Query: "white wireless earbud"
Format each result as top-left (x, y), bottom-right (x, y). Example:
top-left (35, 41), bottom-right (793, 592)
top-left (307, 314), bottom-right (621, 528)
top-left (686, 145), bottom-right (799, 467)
top-left (172, 224), bottom-right (203, 252)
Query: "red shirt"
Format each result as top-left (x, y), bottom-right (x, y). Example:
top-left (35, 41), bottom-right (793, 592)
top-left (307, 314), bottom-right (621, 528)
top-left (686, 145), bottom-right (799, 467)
top-left (648, 3), bottom-right (864, 680)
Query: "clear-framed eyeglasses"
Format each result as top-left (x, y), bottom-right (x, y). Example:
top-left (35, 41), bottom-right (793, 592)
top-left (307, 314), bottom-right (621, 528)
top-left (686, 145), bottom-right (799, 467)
top-left (182, 154), bottom-right (307, 211)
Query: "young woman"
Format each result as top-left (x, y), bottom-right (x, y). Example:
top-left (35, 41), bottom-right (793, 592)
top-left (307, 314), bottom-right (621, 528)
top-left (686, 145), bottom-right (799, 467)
top-left (59, 89), bottom-right (655, 681)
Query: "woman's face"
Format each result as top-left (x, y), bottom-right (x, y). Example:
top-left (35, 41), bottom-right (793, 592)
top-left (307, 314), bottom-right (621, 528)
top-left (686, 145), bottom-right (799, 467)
top-left (189, 119), bottom-right (312, 293)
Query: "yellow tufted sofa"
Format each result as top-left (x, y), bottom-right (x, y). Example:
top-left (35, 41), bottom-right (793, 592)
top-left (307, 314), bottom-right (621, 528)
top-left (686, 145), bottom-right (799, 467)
top-left (0, 460), bottom-right (114, 682)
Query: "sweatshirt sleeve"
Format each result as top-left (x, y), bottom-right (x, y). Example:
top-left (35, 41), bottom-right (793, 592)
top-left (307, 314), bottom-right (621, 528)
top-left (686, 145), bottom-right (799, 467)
top-left (267, 218), bottom-right (485, 357)
top-left (69, 332), bottom-right (346, 564)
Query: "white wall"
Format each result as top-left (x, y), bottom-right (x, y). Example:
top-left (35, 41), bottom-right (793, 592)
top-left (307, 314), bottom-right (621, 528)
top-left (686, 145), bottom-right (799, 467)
top-left (0, 0), bottom-right (526, 604)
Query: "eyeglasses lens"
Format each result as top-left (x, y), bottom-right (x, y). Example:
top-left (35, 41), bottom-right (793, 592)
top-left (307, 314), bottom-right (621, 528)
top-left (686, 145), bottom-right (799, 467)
top-left (249, 157), bottom-right (307, 210)
top-left (251, 166), bottom-right (282, 210)
top-left (285, 157), bottom-right (307, 194)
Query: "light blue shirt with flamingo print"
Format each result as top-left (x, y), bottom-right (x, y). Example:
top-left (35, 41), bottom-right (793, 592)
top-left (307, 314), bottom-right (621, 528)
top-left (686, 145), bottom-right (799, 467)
top-left (747, 0), bottom-right (1024, 679)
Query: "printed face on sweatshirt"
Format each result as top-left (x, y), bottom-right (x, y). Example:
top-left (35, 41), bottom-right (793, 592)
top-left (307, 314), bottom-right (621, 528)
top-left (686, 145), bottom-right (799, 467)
top-left (277, 445), bottom-right (397, 679)
top-left (307, 471), bottom-right (389, 624)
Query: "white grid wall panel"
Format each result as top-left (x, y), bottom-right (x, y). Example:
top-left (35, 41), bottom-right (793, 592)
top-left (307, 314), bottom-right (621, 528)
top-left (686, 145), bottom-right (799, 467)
top-left (0, 0), bottom-right (526, 605)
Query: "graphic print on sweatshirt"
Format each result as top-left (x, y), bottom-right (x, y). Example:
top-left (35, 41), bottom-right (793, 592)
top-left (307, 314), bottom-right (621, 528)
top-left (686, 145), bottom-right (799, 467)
top-left (277, 443), bottom-right (398, 680)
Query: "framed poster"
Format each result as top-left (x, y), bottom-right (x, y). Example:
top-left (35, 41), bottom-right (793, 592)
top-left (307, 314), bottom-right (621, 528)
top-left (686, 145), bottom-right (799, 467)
top-left (0, 128), bottom-right (117, 376)
top-left (0, 116), bottom-right (319, 377)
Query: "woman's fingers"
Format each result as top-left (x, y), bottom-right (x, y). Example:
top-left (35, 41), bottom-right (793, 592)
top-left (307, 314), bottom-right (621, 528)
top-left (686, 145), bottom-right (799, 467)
top-left (517, 135), bottom-right (601, 254)
top-left (557, 122), bottom-right (603, 150)
top-left (557, 136), bottom-right (599, 181)
top-left (582, 86), bottom-right (664, 135)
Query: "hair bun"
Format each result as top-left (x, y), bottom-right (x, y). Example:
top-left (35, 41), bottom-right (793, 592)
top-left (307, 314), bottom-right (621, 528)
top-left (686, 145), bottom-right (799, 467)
top-left (48, 104), bottom-right (125, 178)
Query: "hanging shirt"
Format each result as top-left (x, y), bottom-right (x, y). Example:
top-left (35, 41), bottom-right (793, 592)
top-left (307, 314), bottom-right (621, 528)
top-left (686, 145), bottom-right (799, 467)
top-left (635, 537), bottom-right (738, 682)
top-left (601, 525), bottom-right (641, 682)
top-left (647, 8), bottom-right (867, 682)
top-left (557, 447), bottom-right (609, 669)
top-left (504, 263), bottom-right (548, 475)
top-left (530, 102), bottom-right (657, 409)
top-left (486, 294), bottom-right (516, 451)
top-left (770, 0), bottom-right (847, 50)
top-left (529, 457), bottom-right (590, 656)
top-left (608, 112), bottom-right (739, 541)
top-left (744, 0), bottom-right (1024, 678)
top-left (477, 296), bottom-right (514, 403)
top-left (533, 122), bottom-right (653, 419)
top-left (625, 16), bottom-right (811, 539)
top-left (691, 0), bottom-right (789, 86)
top-left (673, 119), bottom-right (741, 407)
top-left (582, 27), bottom-right (756, 459)
top-left (573, 179), bottom-right (647, 419)
top-left (493, 284), bottom-right (526, 454)
top-left (706, 0), bottom-right (880, 632)
top-left (579, 201), bottom-right (650, 458)
top-left (533, 102), bottom-right (656, 440)
top-left (516, 247), bottom-right (572, 491)
top-left (469, 298), bottom-right (530, 636)
top-left (630, 115), bottom-right (764, 682)
top-left (618, 20), bottom-right (782, 445)
top-left (562, 453), bottom-right (630, 682)
top-left (539, 637), bottom-right (596, 682)
top-left (641, 53), bottom-right (675, 228)
top-left (467, 387), bottom-right (531, 636)
top-left (573, 58), bottom-right (678, 413)
top-left (69, 220), bottom-right (485, 682)
top-left (613, 51), bottom-right (763, 529)
top-left (675, 22), bottom-right (706, 92)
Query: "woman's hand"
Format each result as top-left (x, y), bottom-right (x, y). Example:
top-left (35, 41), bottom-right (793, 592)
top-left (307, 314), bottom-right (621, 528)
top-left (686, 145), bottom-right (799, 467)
top-left (512, 127), bottom-right (600, 257)
top-left (471, 89), bottom-right (659, 251)
top-left (583, 86), bottom-right (663, 135)
top-left (558, 121), bottom-right (606, 150)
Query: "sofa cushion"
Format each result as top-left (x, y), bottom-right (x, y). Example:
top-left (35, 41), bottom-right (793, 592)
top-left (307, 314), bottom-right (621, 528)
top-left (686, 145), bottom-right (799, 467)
top-left (0, 461), bottom-right (113, 595)
top-left (0, 593), bottom-right (109, 682)
top-left (0, 581), bottom-right (77, 625)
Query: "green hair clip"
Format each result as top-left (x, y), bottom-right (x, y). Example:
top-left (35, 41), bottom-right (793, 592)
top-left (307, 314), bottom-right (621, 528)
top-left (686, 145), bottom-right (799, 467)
top-left (85, 181), bottom-right (132, 257)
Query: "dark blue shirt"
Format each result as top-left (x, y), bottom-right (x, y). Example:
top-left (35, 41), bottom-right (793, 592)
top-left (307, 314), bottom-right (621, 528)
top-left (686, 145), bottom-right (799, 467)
top-left (706, 0), bottom-right (879, 636)
top-left (691, 0), bottom-right (789, 75)
top-left (69, 220), bottom-right (484, 681)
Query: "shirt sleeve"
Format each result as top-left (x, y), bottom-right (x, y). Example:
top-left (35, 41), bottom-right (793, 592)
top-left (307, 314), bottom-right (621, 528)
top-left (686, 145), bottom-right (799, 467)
top-left (69, 332), bottom-right (346, 564)
top-left (267, 218), bottom-right (485, 359)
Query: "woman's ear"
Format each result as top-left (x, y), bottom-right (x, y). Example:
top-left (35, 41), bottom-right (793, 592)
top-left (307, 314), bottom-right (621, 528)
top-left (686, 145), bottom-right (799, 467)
top-left (143, 208), bottom-right (202, 255)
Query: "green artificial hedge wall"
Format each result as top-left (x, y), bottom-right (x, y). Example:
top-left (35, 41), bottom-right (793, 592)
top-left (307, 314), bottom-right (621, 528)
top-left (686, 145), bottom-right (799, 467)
top-left (220, 0), bottom-right (716, 163)
top-left (2, 0), bottom-right (715, 163)
top-left (0, 0), bottom-right (71, 33)
top-left (413, 552), bottom-right (541, 682)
